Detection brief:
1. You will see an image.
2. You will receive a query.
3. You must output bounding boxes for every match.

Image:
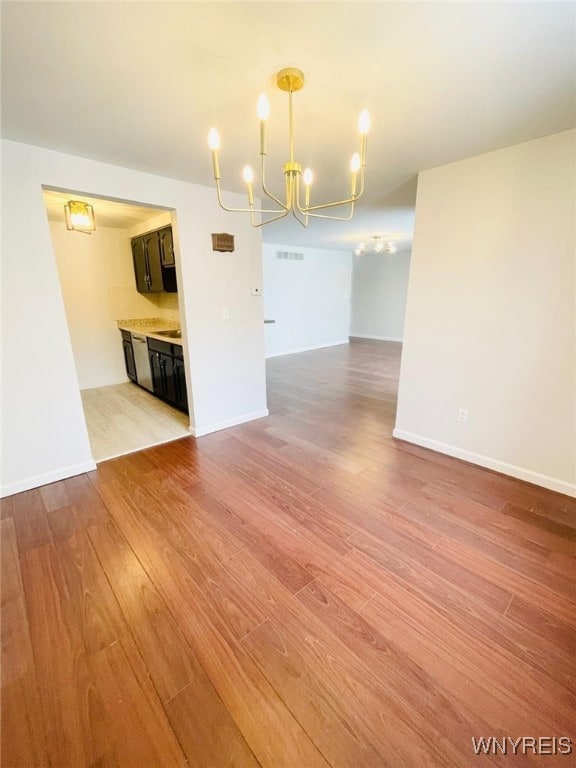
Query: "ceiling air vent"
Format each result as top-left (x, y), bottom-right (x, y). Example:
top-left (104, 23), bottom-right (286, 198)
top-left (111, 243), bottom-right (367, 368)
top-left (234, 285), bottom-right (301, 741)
top-left (276, 250), bottom-right (304, 261)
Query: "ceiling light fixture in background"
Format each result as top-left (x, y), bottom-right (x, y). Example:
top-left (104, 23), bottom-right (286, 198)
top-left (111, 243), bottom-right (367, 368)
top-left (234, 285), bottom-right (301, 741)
top-left (64, 200), bottom-right (96, 234)
top-left (355, 235), bottom-right (396, 256)
top-left (208, 67), bottom-right (370, 228)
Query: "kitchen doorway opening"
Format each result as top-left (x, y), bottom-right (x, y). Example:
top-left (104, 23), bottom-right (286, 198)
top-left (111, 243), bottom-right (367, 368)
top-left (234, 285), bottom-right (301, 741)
top-left (43, 187), bottom-right (193, 462)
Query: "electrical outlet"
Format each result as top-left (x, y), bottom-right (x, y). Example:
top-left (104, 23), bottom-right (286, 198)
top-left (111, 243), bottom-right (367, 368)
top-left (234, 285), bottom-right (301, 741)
top-left (222, 306), bottom-right (230, 320)
top-left (458, 408), bottom-right (468, 424)
top-left (251, 287), bottom-right (262, 296)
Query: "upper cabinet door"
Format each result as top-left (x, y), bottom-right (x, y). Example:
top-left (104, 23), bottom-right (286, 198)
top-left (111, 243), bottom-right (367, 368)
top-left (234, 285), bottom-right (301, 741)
top-left (159, 227), bottom-right (175, 267)
top-left (131, 226), bottom-right (177, 294)
top-left (144, 231), bottom-right (164, 292)
top-left (131, 237), bottom-right (149, 293)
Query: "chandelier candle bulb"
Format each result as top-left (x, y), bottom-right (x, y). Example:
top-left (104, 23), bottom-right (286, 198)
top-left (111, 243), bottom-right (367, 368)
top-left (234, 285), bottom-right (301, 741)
top-left (303, 168), bottom-right (313, 207)
top-left (358, 109), bottom-right (370, 166)
top-left (257, 93), bottom-right (270, 120)
top-left (358, 109), bottom-right (371, 134)
top-left (257, 94), bottom-right (270, 155)
top-left (208, 128), bottom-right (221, 179)
top-left (208, 128), bottom-right (220, 150)
top-left (243, 165), bottom-right (254, 206)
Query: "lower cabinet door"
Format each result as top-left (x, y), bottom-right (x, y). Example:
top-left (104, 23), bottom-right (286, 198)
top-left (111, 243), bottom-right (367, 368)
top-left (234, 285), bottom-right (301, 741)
top-left (149, 350), bottom-right (164, 396)
top-left (123, 340), bottom-right (137, 381)
top-left (160, 353), bottom-right (177, 406)
top-left (148, 346), bottom-right (185, 411)
top-left (173, 359), bottom-right (188, 412)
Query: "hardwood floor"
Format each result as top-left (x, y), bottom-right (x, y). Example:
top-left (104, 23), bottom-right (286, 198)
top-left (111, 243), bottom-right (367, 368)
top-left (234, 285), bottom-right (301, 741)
top-left (81, 382), bottom-right (190, 462)
top-left (2, 340), bottom-right (575, 767)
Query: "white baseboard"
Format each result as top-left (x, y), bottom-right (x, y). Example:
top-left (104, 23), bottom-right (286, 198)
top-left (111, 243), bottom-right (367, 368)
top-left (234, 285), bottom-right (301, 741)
top-left (392, 429), bottom-right (576, 498)
top-left (1, 460), bottom-right (98, 499)
top-left (349, 334), bottom-right (403, 343)
top-left (190, 408), bottom-right (270, 437)
top-left (266, 340), bottom-right (349, 358)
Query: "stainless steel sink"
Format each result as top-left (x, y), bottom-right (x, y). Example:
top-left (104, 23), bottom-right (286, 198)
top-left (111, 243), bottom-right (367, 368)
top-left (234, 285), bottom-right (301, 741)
top-left (155, 329), bottom-right (182, 339)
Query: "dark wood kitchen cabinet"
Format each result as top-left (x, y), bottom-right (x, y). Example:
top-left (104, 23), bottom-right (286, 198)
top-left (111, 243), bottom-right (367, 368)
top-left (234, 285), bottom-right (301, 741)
top-left (149, 347), bottom-right (177, 404)
top-left (131, 237), bottom-right (149, 293)
top-left (159, 226), bottom-right (175, 267)
top-left (147, 337), bottom-right (188, 412)
top-left (131, 227), bottom-right (177, 294)
top-left (173, 350), bottom-right (188, 412)
top-left (121, 330), bottom-right (137, 382)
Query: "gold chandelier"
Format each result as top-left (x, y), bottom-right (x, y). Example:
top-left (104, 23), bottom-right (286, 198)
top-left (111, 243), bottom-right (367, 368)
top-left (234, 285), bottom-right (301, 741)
top-left (208, 67), bottom-right (370, 228)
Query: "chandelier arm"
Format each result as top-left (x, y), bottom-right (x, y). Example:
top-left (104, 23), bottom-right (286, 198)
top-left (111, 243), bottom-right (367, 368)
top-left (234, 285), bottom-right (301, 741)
top-left (300, 173), bottom-right (365, 212)
top-left (294, 177), bottom-right (355, 221)
top-left (303, 206), bottom-right (356, 222)
top-left (300, 192), bottom-right (360, 212)
top-left (215, 179), bottom-right (285, 214)
top-left (286, 173), bottom-right (292, 210)
top-left (250, 208), bottom-right (291, 228)
top-left (290, 207), bottom-right (309, 229)
top-left (295, 179), bottom-right (309, 228)
top-left (297, 170), bottom-right (365, 213)
top-left (261, 155), bottom-right (289, 210)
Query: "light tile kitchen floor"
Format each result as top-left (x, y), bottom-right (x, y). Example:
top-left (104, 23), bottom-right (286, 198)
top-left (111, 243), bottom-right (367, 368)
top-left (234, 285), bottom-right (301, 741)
top-left (81, 382), bottom-right (191, 462)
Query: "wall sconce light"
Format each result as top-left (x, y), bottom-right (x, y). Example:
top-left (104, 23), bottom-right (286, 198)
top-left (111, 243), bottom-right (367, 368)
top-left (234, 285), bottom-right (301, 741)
top-left (64, 200), bottom-right (96, 234)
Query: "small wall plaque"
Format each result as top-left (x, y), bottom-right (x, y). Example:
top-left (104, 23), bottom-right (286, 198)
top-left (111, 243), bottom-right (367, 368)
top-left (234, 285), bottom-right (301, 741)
top-left (211, 233), bottom-right (235, 252)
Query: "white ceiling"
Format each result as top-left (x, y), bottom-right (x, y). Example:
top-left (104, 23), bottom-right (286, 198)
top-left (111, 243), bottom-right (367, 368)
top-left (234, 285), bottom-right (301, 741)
top-left (2, 2), bottom-right (574, 251)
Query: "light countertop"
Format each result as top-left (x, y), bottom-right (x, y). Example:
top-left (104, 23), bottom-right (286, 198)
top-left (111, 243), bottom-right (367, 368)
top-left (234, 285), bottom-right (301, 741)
top-left (117, 317), bottom-right (183, 345)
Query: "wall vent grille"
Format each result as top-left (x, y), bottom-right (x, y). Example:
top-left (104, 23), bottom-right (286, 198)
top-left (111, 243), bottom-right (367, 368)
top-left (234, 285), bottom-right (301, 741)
top-left (276, 250), bottom-right (304, 261)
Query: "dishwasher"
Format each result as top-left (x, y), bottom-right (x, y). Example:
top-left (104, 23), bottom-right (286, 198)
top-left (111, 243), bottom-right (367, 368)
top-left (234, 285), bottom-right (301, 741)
top-left (131, 332), bottom-right (154, 392)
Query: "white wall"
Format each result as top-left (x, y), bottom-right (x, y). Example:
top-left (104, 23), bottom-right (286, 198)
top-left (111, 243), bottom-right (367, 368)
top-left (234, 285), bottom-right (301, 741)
top-left (350, 250), bottom-right (411, 341)
top-left (1, 140), bottom-right (267, 496)
top-left (395, 130), bottom-right (575, 496)
top-left (50, 222), bottom-right (131, 389)
top-left (263, 243), bottom-right (352, 357)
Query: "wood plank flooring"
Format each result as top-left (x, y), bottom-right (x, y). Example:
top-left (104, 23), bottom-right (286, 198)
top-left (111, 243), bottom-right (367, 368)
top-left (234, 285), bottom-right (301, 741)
top-left (81, 382), bottom-right (190, 462)
top-left (2, 339), bottom-right (575, 767)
